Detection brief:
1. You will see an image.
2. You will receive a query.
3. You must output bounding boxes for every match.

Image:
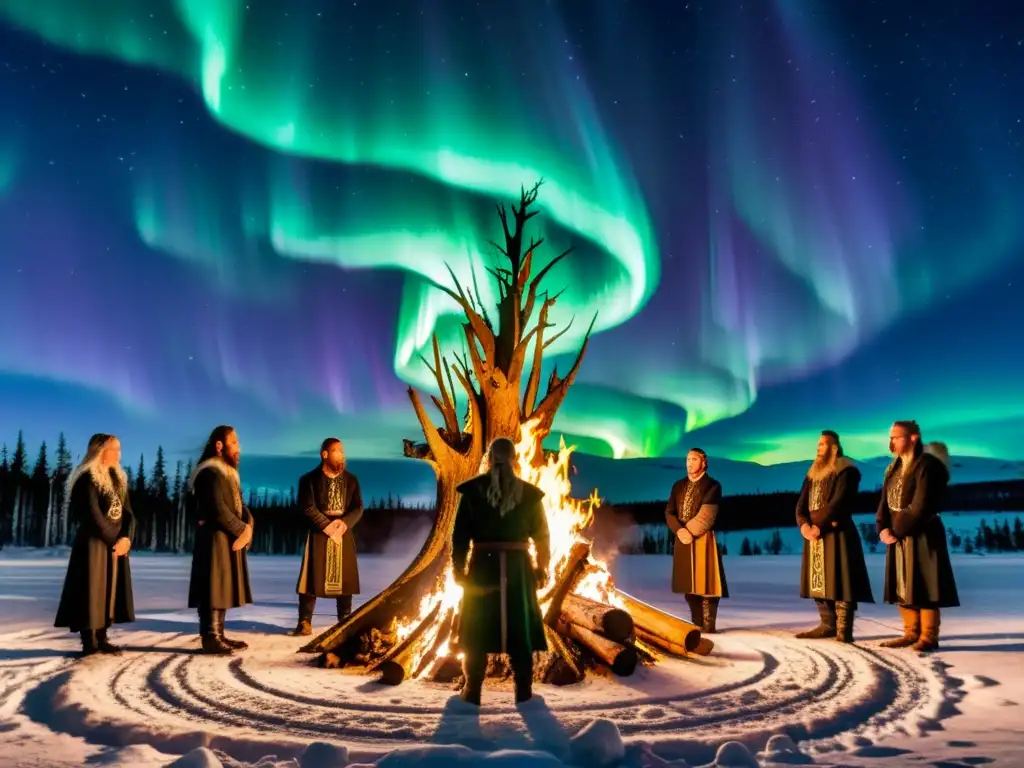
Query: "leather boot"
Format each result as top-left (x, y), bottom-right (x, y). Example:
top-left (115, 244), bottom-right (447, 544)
top-left (79, 629), bottom-right (98, 657)
top-left (460, 652), bottom-right (485, 706)
top-left (218, 609), bottom-right (248, 650)
top-left (880, 606), bottom-right (920, 648)
top-left (199, 608), bottom-right (232, 655)
top-left (796, 599), bottom-right (837, 639)
top-left (684, 595), bottom-right (703, 627)
top-left (95, 627), bottom-right (123, 654)
top-left (292, 595), bottom-right (315, 636)
top-left (835, 601), bottom-right (854, 643)
top-left (512, 656), bottom-right (534, 703)
top-left (336, 595), bottom-right (353, 622)
top-left (701, 597), bottom-right (720, 634)
top-left (913, 608), bottom-right (940, 652)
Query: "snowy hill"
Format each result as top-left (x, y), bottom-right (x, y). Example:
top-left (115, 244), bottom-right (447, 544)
top-left (238, 453), bottom-right (1024, 506)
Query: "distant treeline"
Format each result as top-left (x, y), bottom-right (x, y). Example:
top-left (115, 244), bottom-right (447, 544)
top-left (3, 428), bottom-right (1023, 555)
top-left (624, 517), bottom-right (1024, 557)
top-left (609, 479), bottom-right (1024, 533)
top-left (0, 430), bottom-right (432, 554)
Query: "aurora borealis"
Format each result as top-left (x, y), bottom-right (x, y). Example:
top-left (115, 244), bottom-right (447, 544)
top-left (0, 1), bottom-right (1021, 470)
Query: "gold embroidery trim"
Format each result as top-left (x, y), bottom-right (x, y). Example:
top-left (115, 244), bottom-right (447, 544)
top-left (325, 537), bottom-right (343, 595)
top-left (809, 538), bottom-right (826, 598)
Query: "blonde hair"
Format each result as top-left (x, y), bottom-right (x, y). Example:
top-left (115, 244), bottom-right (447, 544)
top-left (485, 437), bottom-right (523, 515)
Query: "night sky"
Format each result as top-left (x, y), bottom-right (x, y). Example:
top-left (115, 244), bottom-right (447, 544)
top-left (0, 0), bottom-right (1021, 470)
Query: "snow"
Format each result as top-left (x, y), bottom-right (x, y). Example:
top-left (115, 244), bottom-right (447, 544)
top-left (0, 547), bottom-right (1021, 767)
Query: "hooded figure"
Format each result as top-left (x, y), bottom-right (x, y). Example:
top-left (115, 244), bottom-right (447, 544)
top-left (794, 430), bottom-right (874, 643)
top-left (451, 437), bottom-right (550, 706)
top-left (54, 433), bottom-right (136, 656)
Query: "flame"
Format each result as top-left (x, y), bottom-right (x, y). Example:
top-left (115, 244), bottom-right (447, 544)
top-left (395, 418), bottom-right (616, 677)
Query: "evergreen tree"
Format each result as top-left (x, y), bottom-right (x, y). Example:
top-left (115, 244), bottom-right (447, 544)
top-left (172, 461), bottom-right (183, 506)
top-left (11, 430), bottom-right (27, 474)
top-left (740, 537), bottom-right (753, 556)
top-left (55, 433), bottom-right (73, 476)
top-left (135, 454), bottom-right (147, 497)
top-left (1014, 517), bottom-right (1024, 551)
top-left (31, 441), bottom-right (49, 479)
top-left (1, 443), bottom-right (8, 470)
top-left (150, 446), bottom-right (169, 502)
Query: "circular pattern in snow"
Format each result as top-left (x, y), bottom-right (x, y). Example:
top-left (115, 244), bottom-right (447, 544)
top-left (8, 627), bottom-right (953, 760)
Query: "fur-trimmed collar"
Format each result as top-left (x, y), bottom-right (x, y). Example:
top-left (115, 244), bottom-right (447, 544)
top-left (807, 455), bottom-right (854, 482)
top-left (187, 457), bottom-right (241, 492)
top-left (62, 460), bottom-right (127, 515)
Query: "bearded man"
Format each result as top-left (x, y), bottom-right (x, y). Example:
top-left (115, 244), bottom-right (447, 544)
top-left (291, 438), bottom-right (365, 636)
top-left (794, 431), bottom-right (874, 643)
top-left (664, 448), bottom-right (728, 633)
top-left (877, 422), bottom-right (959, 652)
top-left (451, 437), bottom-right (550, 706)
top-left (187, 425), bottom-right (254, 655)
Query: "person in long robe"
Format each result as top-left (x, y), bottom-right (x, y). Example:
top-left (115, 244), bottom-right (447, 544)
top-left (187, 425), bottom-right (254, 654)
top-left (291, 437), bottom-right (365, 636)
top-left (664, 448), bottom-right (728, 633)
top-left (876, 422), bottom-right (959, 653)
top-left (452, 437), bottom-right (550, 706)
top-left (54, 433), bottom-right (136, 656)
top-left (794, 430), bottom-right (874, 643)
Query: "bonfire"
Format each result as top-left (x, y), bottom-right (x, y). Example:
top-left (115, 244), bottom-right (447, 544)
top-left (321, 418), bottom-right (707, 686)
top-left (304, 182), bottom-right (709, 685)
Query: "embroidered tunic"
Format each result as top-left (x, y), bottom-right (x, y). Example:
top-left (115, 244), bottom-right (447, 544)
top-left (295, 467), bottom-right (364, 597)
top-left (794, 459), bottom-right (874, 605)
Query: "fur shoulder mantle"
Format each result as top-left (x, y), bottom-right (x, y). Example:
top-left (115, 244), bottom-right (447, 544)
top-left (62, 460), bottom-right (128, 515)
top-left (187, 458), bottom-right (241, 492)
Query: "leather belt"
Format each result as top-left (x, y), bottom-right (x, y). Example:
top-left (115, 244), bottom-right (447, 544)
top-left (473, 541), bottom-right (529, 551)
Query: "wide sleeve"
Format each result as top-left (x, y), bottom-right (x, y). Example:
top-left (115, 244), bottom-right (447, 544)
top-left (664, 482), bottom-right (682, 534)
top-left (341, 474), bottom-right (364, 529)
top-left (119, 490), bottom-right (137, 542)
top-left (875, 477), bottom-right (893, 534)
top-left (196, 469), bottom-right (247, 537)
top-left (685, 481), bottom-right (721, 537)
top-left (892, 460), bottom-right (946, 538)
top-left (74, 479), bottom-right (120, 547)
top-left (816, 467), bottom-right (860, 529)
top-left (298, 474), bottom-right (332, 532)
top-left (530, 497), bottom-right (551, 573)
top-left (451, 493), bottom-right (473, 578)
top-left (795, 478), bottom-right (811, 527)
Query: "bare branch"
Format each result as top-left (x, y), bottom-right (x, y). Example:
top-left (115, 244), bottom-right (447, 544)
top-left (522, 246), bottom-right (572, 329)
top-left (543, 315), bottom-right (575, 350)
top-left (487, 239), bottom-right (509, 258)
top-left (431, 336), bottom-right (459, 434)
top-left (438, 263), bottom-right (495, 367)
top-left (521, 299), bottom-right (555, 416)
top-left (529, 312), bottom-right (598, 427)
top-left (406, 387), bottom-right (454, 466)
top-left (449, 361), bottom-right (484, 460)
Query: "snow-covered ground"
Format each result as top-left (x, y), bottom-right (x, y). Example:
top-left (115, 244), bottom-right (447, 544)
top-left (0, 544), bottom-right (1021, 768)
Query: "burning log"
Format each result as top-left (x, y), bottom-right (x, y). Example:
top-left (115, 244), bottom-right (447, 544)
top-left (375, 603), bottom-right (442, 686)
top-left (542, 540), bottom-right (591, 625)
top-left (540, 624), bottom-right (584, 685)
top-left (635, 626), bottom-right (689, 657)
top-left (560, 593), bottom-right (633, 642)
top-left (557, 618), bottom-right (637, 676)
top-left (411, 608), bottom-right (456, 680)
top-left (615, 590), bottom-right (701, 653)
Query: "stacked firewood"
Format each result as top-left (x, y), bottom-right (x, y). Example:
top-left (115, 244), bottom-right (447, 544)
top-left (325, 540), bottom-right (712, 686)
